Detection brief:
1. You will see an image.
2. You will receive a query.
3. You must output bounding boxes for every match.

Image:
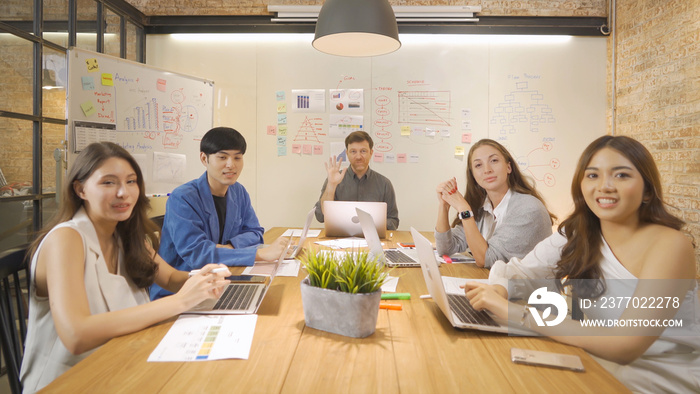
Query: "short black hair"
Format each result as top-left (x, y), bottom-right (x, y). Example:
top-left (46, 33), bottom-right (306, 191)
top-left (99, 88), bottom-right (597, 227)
top-left (200, 127), bottom-right (247, 155)
top-left (344, 131), bottom-right (373, 150)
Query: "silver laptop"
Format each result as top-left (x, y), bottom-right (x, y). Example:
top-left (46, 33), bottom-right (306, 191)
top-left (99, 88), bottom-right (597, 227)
top-left (323, 201), bottom-right (387, 238)
top-left (185, 238), bottom-right (292, 315)
top-left (410, 227), bottom-right (531, 335)
top-left (356, 208), bottom-right (420, 267)
top-left (288, 207), bottom-right (315, 259)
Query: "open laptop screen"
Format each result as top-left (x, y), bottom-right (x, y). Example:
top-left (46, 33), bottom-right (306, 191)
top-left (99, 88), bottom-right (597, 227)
top-left (323, 201), bottom-right (386, 238)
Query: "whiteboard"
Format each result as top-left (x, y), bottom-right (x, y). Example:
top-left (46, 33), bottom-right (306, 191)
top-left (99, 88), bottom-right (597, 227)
top-left (66, 47), bottom-right (214, 195)
top-left (146, 34), bottom-right (606, 231)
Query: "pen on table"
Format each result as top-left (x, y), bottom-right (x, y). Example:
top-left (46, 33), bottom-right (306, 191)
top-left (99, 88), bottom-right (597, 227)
top-left (379, 302), bottom-right (402, 311)
top-left (188, 267), bottom-right (229, 277)
top-left (381, 293), bottom-right (411, 300)
top-left (442, 255), bottom-right (453, 264)
top-left (420, 294), bottom-right (432, 299)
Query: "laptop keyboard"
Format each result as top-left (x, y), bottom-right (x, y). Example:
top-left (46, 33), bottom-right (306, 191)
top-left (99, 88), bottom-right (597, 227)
top-left (213, 283), bottom-right (259, 311)
top-left (384, 250), bottom-right (419, 266)
top-left (446, 294), bottom-right (499, 327)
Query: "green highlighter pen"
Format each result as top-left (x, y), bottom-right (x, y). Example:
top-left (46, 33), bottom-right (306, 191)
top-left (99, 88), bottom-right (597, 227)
top-left (381, 293), bottom-right (411, 300)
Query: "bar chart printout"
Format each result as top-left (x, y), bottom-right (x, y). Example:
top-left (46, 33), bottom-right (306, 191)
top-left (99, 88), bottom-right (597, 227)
top-left (148, 314), bottom-right (257, 362)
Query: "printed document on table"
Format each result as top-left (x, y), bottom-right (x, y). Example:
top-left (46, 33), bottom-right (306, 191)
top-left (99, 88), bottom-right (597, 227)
top-left (148, 314), bottom-right (257, 362)
top-left (282, 228), bottom-right (321, 237)
top-left (242, 259), bottom-right (300, 277)
top-left (314, 237), bottom-right (368, 249)
top-left (442, 277), bottom-right (488, 295)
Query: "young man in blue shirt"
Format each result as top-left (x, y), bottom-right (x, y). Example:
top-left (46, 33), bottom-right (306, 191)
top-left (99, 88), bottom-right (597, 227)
top-left (150, 127), bottom-right (286, 300)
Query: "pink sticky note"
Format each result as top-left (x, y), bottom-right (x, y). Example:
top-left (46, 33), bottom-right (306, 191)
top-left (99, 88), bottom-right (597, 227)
top-left (303, 144), bottom-right (313, 155)
top-left (373, 152), bottom-right (384, 163)
top-left (313, 145), bottom-right (323, 155)
top-left (267, 126), bottom-right (277, 135)
top-left (462, 133), bottom-right (472, 143)
top-left (397, 153), bottom-right (407, 163)
top-left (292, 144), bottom-right (302, 154)
top-left (156, 79), bottom-right (167, 92)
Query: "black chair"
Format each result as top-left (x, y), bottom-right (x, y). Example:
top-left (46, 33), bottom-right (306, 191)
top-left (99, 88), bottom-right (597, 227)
top-left (150, 215), bottom-right (165, 230)
top-left (0, 246), bottom-right (29, 394)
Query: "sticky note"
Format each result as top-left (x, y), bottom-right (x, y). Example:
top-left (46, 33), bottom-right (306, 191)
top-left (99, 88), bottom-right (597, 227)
top-left (373, 152), bottom-right (384, 163)
top-left (267, 126), bottom-right (277, 135)
top-left (313, 145), bottom-right (323, 155)
top-left (303, 144), bottom-right (312, 155)
top-left (157, 79), bottom-right (167, 92)
top-left (86, 58), bottom-right (99, 72)
top-left (277, 136), bottom-right (286, 146)
top-left (462, 120), bottom-right (471, 130)
top-left (461, 108), bottom-right (471, 117)
top-left (401, 125), bottom-right (411, 136)
top-left (455, 146), bottom-right (465, 156)
top-left (409, 154), bottom-right (420, 163)
top-left (462, 133), bottom-right (472, 143)
top-left (384, 153), bottom-right (396, 163)
top-left (440, 128), bottom-right (450, 137)
top-left (277, 146), bottom-right (287, 156)
top-left (278, 125), bottom-right (287, 136)
top-left (426, 128), bottom-right (436, 137)
top-left (277, 103), bottom-right (287, 113)
top-left (292, 144), bottom-right (301, 154)
top-left (276, 91), bottom-right (285, 101)
top-left (101, 73), bottom-right (113, 86)
top-left (277, 114), bottom-right (287, 124)
top-left (81, 76), bottom-right (94, 90)
top-left (397, 153), bottom-right (407, 163)
top-left (80, 101), bottom-right (96, 117)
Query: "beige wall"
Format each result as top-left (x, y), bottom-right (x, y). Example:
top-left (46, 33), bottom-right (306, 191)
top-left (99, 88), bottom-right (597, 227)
top-left (611, 0), bottom-right (700, 271)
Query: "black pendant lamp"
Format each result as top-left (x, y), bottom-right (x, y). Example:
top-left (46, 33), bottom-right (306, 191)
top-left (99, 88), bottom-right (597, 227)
top-left (313, 0), bottom-right (401, 57)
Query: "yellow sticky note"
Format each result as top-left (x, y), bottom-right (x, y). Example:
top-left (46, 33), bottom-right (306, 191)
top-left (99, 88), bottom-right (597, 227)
top-left (101, 73), bottom-right (114, 86)
top-left (455, 146), bottom-right (465, 156)
top-left (86, 58), bottom-right (99, 72)
top-left (277, 102), bottom-right (287, 113)
top-left (81, 101), bottom-right (96, 117)
top-left (401, 125), bottom-right (411, 136)
top-left (278, 125), bottom-right (287, 136)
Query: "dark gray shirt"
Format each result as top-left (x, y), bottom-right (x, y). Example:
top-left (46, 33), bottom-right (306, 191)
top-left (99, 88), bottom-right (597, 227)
top-left (315, 167), bottom-right (399, 230)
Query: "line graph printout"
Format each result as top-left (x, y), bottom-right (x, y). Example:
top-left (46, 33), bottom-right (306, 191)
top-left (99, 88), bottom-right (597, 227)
top-left (148, 314), bottom-right (257, 362)
top-left (398, 91), bottom-right (451, 126)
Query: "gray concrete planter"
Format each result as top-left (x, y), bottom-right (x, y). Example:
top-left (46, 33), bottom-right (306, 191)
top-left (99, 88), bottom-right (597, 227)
top-left (300, 277), bottom-right (381, 338)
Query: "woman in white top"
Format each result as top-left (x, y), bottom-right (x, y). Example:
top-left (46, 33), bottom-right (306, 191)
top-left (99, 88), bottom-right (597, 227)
top-left (20, 142), bottom-right (231, 393)
top-left (435, 139), bottom-right (555, 267)
top-left (465, 136), bottom-right (699, 392)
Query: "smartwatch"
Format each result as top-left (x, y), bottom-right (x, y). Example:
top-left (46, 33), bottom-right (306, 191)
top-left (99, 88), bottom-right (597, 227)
top-left (459, 210), bottom-right (473, 220)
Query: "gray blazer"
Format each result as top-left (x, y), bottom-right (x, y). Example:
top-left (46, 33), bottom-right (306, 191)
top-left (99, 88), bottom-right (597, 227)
top-left (435, 191), bottom-right (552, 268)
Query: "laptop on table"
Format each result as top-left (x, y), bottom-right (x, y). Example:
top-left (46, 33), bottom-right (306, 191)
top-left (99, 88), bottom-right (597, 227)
top-left (356, 208), bottom-right (420, 268)
top-left (410, 227), bottom-right (531, 335)
top-left (185, 237), bottom-right (293, 315)
top-left (287, 207), bottom-right (315, 259)
top-left (323, 201), bottom-right (386, 238)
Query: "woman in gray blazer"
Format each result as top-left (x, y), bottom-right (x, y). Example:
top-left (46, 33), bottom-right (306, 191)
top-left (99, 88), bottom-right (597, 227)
top-left (435, 139), bottom-right (555, 268)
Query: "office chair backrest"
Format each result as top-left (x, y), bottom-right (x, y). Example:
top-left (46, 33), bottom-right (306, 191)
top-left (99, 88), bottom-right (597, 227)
top-left (150, 215), bottom-right (165, 230)
top-left (0, 246), bottom-right (29, 394)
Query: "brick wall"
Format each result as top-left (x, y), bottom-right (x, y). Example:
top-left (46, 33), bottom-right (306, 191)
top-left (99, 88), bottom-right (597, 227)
top-left (612, 0), bottom-right (700, 271)
top-left (126, 0), bottom-right (606, 17)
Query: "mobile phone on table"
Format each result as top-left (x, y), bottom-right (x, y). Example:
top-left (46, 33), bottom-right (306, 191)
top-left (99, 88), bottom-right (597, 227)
top-left (510, 348), bottom-right (585, 372)
top-left (226, 275), bottom-right (266, 283)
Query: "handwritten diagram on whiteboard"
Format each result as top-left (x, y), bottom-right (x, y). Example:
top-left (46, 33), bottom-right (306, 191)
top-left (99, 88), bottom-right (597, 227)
top-left (67, 48), bottom-right (213, 195)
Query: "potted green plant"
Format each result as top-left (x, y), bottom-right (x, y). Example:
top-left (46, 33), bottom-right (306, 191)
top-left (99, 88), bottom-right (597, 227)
top-left (300, 248), bottom-right (389, 338)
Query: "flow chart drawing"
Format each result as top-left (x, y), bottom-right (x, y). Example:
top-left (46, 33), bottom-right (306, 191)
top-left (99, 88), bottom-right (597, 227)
top-left (491, 79), bottom-right (559, 187)
top-left (373, 94), bottom-right (393, 152)
top-left (490, 81), bottom-right (555, 135)
top-left (398, 91), bottom-right (451, 126)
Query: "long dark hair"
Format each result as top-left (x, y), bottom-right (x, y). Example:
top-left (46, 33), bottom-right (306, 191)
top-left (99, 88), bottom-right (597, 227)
top-left (452, 139), bottom-right (556, 227)
top-left (29, 142), bottom-right (160, 288)
top-left (556, 136), bottom-right (685, 297)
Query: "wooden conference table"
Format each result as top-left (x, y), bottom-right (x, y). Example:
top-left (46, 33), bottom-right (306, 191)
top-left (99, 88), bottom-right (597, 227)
top-left (43, 228), bottom-right (628, 393)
